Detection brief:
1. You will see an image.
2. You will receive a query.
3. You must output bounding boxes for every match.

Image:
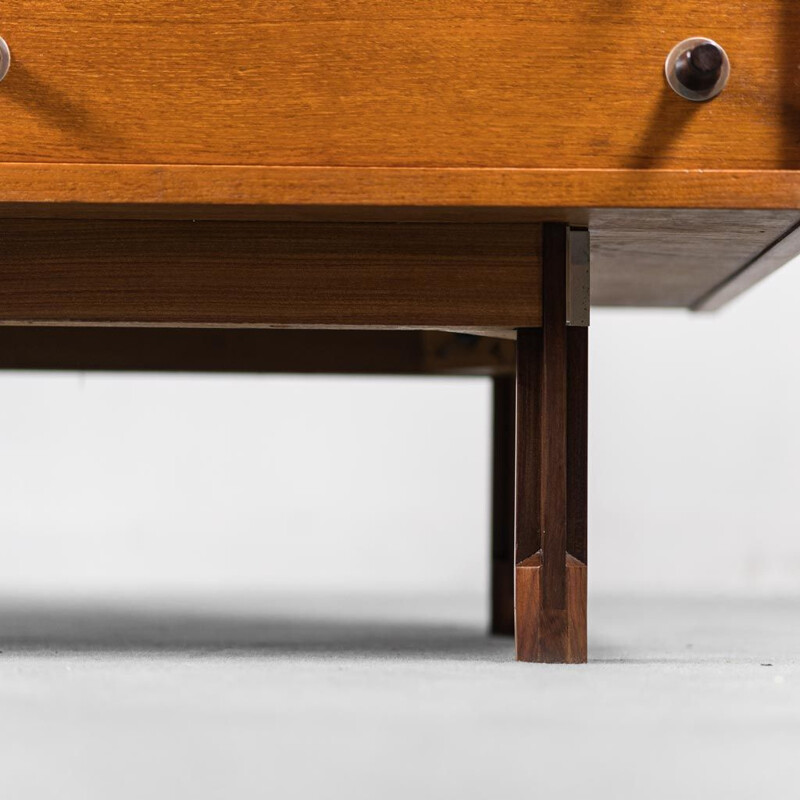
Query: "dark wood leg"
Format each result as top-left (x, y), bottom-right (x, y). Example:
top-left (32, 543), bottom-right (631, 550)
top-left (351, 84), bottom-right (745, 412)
top-left (515, 224), bottom-right (588, 663)
top-left (490, 375), bottom-right (516, 635)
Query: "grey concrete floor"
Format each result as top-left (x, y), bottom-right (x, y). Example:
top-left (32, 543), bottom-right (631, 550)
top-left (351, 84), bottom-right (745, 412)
top-left (0, 593), bottom-right (797, 799)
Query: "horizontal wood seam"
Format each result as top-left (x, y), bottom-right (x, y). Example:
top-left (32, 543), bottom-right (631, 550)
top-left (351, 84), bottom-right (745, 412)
top-left (1, 166), bottom-right (800, 209)
top-left (4, 164), bottom-right (800, 173)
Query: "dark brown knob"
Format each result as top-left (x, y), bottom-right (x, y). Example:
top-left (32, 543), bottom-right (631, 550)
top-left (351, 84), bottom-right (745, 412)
top-left (674, 43), bottom-right (724, 92)
top-left (665, 37), bottom-right (730, 101)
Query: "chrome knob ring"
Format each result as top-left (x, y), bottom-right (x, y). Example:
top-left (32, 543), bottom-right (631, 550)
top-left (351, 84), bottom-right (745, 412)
top-left (665, 37), bottom-right (729, 101)
top-left (0, 37), bottom-right (10, 82)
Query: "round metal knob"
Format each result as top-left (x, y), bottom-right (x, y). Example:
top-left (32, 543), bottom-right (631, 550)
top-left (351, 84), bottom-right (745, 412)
top-left (0, 37), bottom-right (9, 83)
top-left (0, 36), bottom-right (11, 81)
top-left (665, 37), bottom-right (729, 101)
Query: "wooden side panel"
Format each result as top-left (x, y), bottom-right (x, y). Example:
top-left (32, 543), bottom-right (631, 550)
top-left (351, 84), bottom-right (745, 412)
top-left (0, 1), bottom-right (795, 172)
top-left (0, 206), bottom-right (797, 312)
top-left (0, 221), bottom-right (541, 328)
top-left (590, 210), bottom-right (800, 309)
top-left (693, 220), bottom-right (800, 311)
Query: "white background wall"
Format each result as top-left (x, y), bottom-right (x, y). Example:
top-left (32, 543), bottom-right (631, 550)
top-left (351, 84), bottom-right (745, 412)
top-left (1, 258), bottom-right (799, 600)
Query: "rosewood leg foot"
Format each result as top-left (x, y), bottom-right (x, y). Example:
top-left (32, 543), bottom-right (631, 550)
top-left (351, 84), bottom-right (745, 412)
top-left (490, 375), bottom-right (516, 636)
top-left (516, 553), bottom-right (587, 662)
top-left (514, 224), bottom-right (588, 663)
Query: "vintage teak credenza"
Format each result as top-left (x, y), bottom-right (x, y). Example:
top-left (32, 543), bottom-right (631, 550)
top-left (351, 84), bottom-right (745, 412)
top-left (1, 3), bottom-right (799, 662)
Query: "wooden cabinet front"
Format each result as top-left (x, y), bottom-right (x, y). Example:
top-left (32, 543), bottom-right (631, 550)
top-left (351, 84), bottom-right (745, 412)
top-left (0, 1), bottom-right (796, 172)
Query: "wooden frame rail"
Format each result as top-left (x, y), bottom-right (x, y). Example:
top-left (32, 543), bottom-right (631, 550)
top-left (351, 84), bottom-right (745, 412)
top-left (0, 220), bottom-right (541, 330)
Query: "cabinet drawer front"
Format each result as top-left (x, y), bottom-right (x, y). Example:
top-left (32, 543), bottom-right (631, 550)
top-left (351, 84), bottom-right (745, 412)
top-left (0, 1), bottom-right (795, 170)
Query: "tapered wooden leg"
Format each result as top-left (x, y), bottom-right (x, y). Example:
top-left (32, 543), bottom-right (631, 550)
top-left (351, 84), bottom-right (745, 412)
top-left (514, 224), bottom-right (588, 663)
top-left (490, 375), bottom-right (516, 635)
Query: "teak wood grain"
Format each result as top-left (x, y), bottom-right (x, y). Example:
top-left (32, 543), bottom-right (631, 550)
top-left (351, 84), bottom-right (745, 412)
top-left (1, 167), bottom-right (800, 212)
top-left (0, 2), bottom-right (796, 171)
top-left (0, 221), bottom-right (542, 329)
top-left (1, 2), bottom-right (800, 210)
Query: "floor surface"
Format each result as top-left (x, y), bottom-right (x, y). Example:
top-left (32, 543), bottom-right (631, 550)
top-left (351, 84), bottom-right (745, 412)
top-left (0, 593), bottom-right (797, 799)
